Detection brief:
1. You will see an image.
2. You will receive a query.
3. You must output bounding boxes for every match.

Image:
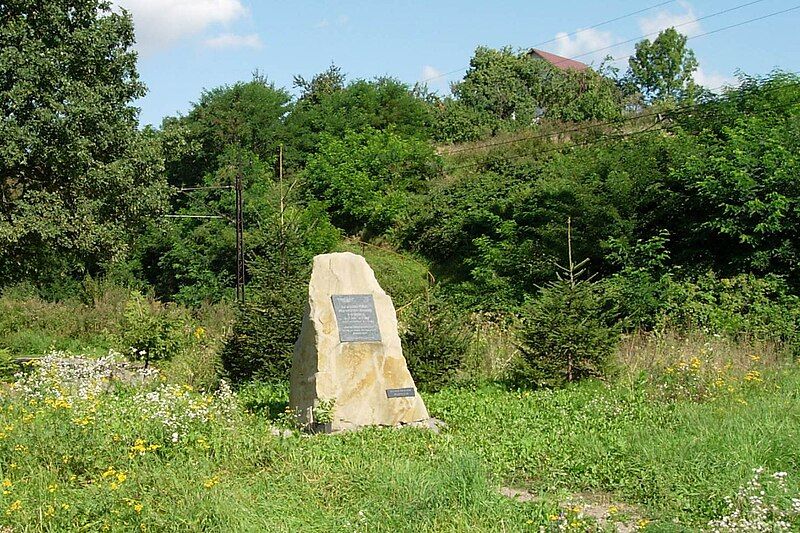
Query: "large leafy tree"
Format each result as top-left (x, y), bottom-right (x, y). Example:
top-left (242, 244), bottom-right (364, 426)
top-left (303, 128), bottom-right (440, 236)
top-left (448, 46), bottom-right (622, 135)
top-left (284, 73), bottom-right (432, 167)
top-left (161, 75), bottom-right (292, 189)
top-left (0, 0), bottom-right (169, 285)
top-left (627, 28), bottom-right (698, 103)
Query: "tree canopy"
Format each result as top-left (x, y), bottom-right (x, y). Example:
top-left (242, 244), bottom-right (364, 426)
top-left (0, 0), bottom-right (169, 285)
top-left (627, 28), bottom-right (698, 103)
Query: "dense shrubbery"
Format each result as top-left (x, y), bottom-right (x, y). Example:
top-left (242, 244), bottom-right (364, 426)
top-left (401, 292), bottom-right (470, 392)
top-left (121, 292), bottom-right (192, 367)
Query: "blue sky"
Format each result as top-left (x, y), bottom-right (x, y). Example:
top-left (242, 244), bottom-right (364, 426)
top-left (115, 0), bottom-right (800, 127)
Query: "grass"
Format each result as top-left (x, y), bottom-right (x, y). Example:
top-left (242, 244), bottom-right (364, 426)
top-left (0, 349), bottom-right (798, 532)
top-left (1, 284), bottom-right (799, 530)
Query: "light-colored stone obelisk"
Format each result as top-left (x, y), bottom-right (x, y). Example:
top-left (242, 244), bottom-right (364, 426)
top-left (290, 252), bottom-right (429, 432)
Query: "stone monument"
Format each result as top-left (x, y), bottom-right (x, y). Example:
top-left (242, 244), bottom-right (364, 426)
top-left (289, 252), bottom-right (430, 432)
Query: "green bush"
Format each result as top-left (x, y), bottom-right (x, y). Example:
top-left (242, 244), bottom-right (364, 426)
top-left (402, 293), bottom-right (470, 392)
top-left (517, 279), bottom-right (617, 388)
top-left (121, 292), bottom-right (192, 366)
top-left (661, 273), bottom-right (800, 349)
top-left (220, 282), bottom-right (306, 384)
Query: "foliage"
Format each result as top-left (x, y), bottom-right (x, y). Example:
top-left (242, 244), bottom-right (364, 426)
top-left (303, 128), bottom-right (440, 236)
top-left (626, 28), bottom-right (698, 103)
top-left (401, 292), bottom-right (470, 392)
top-left (660, 273), bottom-right (800, 349)
top-left (121, 292), bottom-right (192, 366)
top-left (601, 231), bottom-right (673, 331)
top-left (160, 75), bottom-right (291, 189)
top-left (428, 368), bottom-right (800, 528)
top-left (2, 343), bottom-right (800, 530)
top-left (449, 46), bottom-right (622, 134)
top-left (708, 468), bottom-right (800, 531)
top-left (430, 98), bottom-right (499, 143)
top-left (671, 73), bottom-right (800, 283)
top-left (0, 1), bottom-right (169, 285)
top-left (220, 288), bottom-right (305, 385)
top-left (517, 276), bottom-right (617, 388)
top-left (285, 75), bottom-right (433, 166)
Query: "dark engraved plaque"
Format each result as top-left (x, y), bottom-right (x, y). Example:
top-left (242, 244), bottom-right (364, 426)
top-left (386, 387), bottom-right (416, 398)
top-left (331, 294), bottom-right (382, 342)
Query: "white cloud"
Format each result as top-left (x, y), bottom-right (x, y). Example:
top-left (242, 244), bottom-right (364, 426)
top-left (114, 0), bottom-right (249, 54)
top-left (204, 33), bottom-right (263, 50)
top-left (419, 65), bottom-right (450, 91)
top-left (553, 28), bottom-right (616, 63)
top-left (638, 1), bottom-right (702, 38)
top-left (421, 65), bottom-right (442, 80)
top-left (694, 67), bottom-right (739, 91)
top-left (315, 15), bottom-right (348, 29)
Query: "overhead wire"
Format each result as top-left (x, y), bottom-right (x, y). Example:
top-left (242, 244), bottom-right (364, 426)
top-left (419, 0), bottom-right (679, 84)
top-left (444, 79), bottom-right (800, 171)
top-left (419, 0), bottom-right (771, 84)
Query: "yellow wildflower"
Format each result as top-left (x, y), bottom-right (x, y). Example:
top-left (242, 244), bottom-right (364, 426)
top-left (744, 370), bottom-right (762, 383)
top-left (134, 502), bottom-right (143, 513)
top-left (2, 479), bottom-right (11, 488)
top-left (5, 500), bottom-right (21, 515)
top-left (47, 483), bottom-right (57, 493)
top-left (203, 475), bottom-right (220, 489)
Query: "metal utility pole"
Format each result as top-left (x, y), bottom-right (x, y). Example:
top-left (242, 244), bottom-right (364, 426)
top-left (235, 168), bottom-right (245, 304)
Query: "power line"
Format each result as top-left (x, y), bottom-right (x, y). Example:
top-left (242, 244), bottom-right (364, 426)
top-left (419, 0), bottom-right (679, 84)
top-left (556, 0), bottom-right (770, 66)
top-left (421, 0), bottom-right (771, 85)
top-left (533, 1), bottom-right (677, 49)
top-left (444, 79), bottom-right (800, 170)
top-left (603, 2), bottom-right (800, 67)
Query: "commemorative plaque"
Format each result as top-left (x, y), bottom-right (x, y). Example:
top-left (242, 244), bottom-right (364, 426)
top-left (331, 294), bottom-right (382, 342)
top-left (385, 387), bottom-right (416, 398)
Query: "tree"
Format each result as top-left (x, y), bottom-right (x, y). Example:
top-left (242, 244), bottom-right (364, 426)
top-left (448, 46), bottom-right (622, 135)
top-left (161, 75), bottom-right (292, 189)
top-left (627, 28), bottom-right (698, 103)
top-left (0, 0), bottom-right (169, 286)
top-left (284, 74), bottom-right (433, 167)
top-left (303, 128), bottom-right (440, 236)
top-left (293, 63), bottom-right (345, 105)
top-left (516, 221), bottom-right (617, 388)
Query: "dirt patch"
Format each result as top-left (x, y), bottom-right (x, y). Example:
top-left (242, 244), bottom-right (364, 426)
top-left (498, 486), bottom-right (538, 502)
top-left (499, 487), bottom-right (645, 532)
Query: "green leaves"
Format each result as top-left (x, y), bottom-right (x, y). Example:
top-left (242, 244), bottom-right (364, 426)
top-left (0, 1), bottom-right (166, 285)
top-left (627, 28), bottom-right (698, 103)
top-left (303, 128), bottom-right (440, 236)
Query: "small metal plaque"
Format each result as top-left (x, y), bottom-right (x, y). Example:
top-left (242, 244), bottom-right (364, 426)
top-left (331, 294), bottom-right (382, 343)
top-left (386, 387), bottom-right (416, 398)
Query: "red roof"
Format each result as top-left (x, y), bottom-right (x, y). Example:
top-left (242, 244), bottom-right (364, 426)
top-left (529, 48), bottom-right (589, 72)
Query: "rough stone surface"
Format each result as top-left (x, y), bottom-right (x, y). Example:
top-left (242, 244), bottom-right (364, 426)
top-left (290, 252), bottom-right (430, 431)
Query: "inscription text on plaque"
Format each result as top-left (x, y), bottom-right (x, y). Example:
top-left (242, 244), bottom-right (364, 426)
top-left (331, 294), bottom-right (382, 342)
